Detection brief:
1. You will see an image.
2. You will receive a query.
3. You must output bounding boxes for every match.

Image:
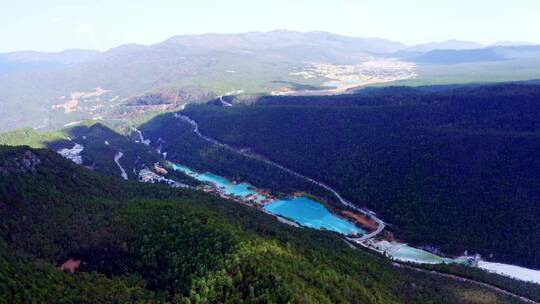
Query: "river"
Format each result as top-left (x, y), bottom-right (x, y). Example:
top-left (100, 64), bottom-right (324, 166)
top-left (168, 113), bottom-right (540, 286)
top-left (171, 163), bottom-right (364, 236)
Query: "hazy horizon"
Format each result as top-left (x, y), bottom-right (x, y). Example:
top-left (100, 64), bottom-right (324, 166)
top-left (4, 29), bottom-right (533, 54)
top-left (2, 0), bottom-right (540, 53)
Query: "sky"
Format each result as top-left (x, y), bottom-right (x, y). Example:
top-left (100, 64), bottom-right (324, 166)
top-left (1, 0), bottom-right (539, 53)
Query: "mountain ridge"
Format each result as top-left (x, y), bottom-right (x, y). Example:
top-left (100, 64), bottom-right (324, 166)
top-left (2, 144), bottom-right (534, 303)
top-left (4, 31), bottom-right (540, 61)
top-left (2, 30), bottom-right (540, 133)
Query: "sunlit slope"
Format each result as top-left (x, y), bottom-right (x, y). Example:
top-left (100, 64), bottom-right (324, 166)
top-left (179, 83), bottom-right (540, 269)
top-left (0, 145), bottom-right (527, 303)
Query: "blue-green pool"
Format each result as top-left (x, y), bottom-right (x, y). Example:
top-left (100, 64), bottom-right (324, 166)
top-left (391, 245), bottom-right (449, 264)
top-left (263, 197), bottom-right (365, 236)
top-left (171, 163), bottom-right (266, 201)
top-left (171, 163), bottom-right (364, 236)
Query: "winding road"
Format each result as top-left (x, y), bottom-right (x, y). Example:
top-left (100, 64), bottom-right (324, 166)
top-left (218, 96), bottom-right (233, 107)
top-left (394, 263), bottom-right (538, 304)
top-left (174, 113), bottom-right (386, 240)
top-left (131, 127), bottom-right (150, 145)
top-left (114, 152), bottom-right (128, 180)
top-left (173, 112), bottom-right (539, 303)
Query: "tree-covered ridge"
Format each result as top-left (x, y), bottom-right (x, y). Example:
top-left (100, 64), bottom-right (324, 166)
top-left (0, 123), bottom-right (201, 187)
top-left (0, 128), bottom-right (70, 148)
top-left (0, 145), bottom-right (530, 303)
top-left (178, 83), bottom-right (540, 269)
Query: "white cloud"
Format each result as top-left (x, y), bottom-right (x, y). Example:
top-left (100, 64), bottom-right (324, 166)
top-left (77, 24), bottom-right (95, 33)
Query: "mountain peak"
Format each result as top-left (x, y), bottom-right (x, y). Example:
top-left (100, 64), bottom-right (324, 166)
top-left (406, 40), bottom-right (484, 53)
top-left (492, 40), bottom-right (536, 46)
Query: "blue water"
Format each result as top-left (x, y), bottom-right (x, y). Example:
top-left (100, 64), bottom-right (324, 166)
top-left (172, 164), bottom-right (197, 176)
top-left (263, 197), bottom-right (365, 236)
top-left (171, 163), bottom-right (266, 201)
top-left (391, 245), bottom-right (448, 264)
top-left (171, 163), bottom-right (494, 268)
top-left (172, 163), bottom-right (364, 236)
top-left (373, 240), bottom-right (462, 265)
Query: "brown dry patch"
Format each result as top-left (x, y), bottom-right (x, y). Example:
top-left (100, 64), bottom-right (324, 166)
top-left (60, 259), bottom-right (81, 274)
top-left (52, 99), bottom-right (79, 114)
top-left (52, 87), bottom-right (110, 114)
top-left (154, 163), bottom-right (168, 175)
top-left (292, 192), bottom-right (327, 202)
top-left (383, 230), bottom-right (397, 242)
top-left (342, 211), bottom-right (379, 232)
top-left (456, 289), bottom-right (501, 304)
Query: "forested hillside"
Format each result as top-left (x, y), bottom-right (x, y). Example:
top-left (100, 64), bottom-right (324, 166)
top-left (0, 123), bottom-right (194, 183)
top-left (178, 83), bottom-right (540, 269)
top-left (0, 145), bottom-right (533, 303)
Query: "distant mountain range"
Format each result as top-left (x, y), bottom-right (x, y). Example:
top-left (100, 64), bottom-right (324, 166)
top-left (1, 30), bottom-right (540, 132)
top-left (2, 32), bottom-right (538, 70)
top-left (4, 34), bottom-right (536, 67)
top-left (0, 49), bottom-right (99, 65)
top-left (492, 40), bottom-right (535, 47)
top-left (162, 30), bottom-right (407, 54)
top-left (404, 39), bottom-right (485, 53)
top-left (411, 45), bottom-right (540, 64)
top-left (0, 49), bottom-right (99, 72)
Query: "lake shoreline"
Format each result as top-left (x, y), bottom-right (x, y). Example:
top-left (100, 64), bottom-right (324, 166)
top-left (167, 160), bottom-right (540, 285)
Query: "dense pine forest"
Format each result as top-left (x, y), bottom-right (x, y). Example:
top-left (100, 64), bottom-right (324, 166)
top-left (4, 1), bottom-right (540, 301)
top-left (1, 145), bottom-right (536, 303)
top-left (170, 83), bottom-right (540, 269)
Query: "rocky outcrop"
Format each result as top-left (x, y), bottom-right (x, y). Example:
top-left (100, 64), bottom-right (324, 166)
top-left (0, 150), bottom-right (41, 175)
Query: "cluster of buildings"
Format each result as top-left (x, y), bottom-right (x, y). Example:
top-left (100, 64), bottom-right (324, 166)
top-left (138, 167), bottom-right (189, 189)
top-left (57, 143), bottom-right (84, 165)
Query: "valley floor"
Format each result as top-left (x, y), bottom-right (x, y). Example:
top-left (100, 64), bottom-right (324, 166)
top-left (156, 112), bottom-right (540, 288)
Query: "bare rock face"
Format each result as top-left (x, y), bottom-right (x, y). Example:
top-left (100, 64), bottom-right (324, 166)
top-left (20, 151), bottom-right (42, 172)
top-left (60, 259), bottom-right (82, 274)
top-left (0, 150), bottom-right (42, 175)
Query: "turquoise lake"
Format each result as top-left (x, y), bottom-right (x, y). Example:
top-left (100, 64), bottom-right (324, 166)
top-left (171, 163), bottom-right (266, 201)
top-left (372, 240), bottom-right (461, 265)
top-left (171, 163), bottom-right (364, 236)
top-left (263, 197), bottom-right (365, 236)
top-left (391, 245), bottom-right (448, 264)
top-left (170, 163), bottom-right (538, 277)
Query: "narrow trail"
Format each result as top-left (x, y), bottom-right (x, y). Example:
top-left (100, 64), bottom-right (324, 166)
top-left (394, 263), bottom-right (538, 304)
top-left (58, 143), bottom-right (84, 165)
top-left (114, 152), bottom-right (128, 180)
top-left (174, 112), bottom-right (538, 304)
top-left (340, 238), bottom-right (538, 303)
top-left (218, 96), bottom-right (233, 107)
top-left (131, 127), bottom-right (150, 145)
top-left (174, 113), bottom-right (385, 240)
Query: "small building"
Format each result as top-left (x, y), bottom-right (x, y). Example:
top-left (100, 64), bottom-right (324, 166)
top-left (154, 163), bottom-right (168, 175)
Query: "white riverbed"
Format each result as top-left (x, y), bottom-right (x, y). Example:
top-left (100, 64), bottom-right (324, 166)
top-left (57, 144), bottom-right (84, 165)
top-left (366, 240), bottom-right (540, 285)
top-left (478, 261), bottom-right (540, 284)
top-left (114, 152), bottom-right (128, 180)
